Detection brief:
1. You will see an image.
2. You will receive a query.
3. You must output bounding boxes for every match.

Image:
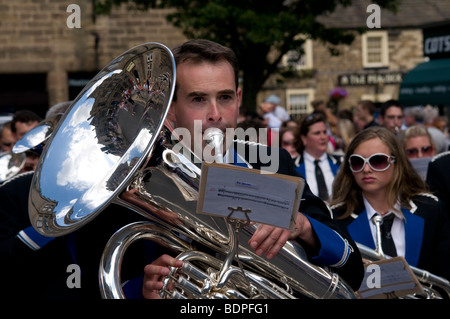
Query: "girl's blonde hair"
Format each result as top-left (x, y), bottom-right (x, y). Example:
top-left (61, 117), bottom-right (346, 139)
top-left (330, 126), bottom-right (428, 219)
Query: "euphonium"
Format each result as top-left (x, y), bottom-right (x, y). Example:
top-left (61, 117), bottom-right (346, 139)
top-left (28, 42), bottom-right (357, 299)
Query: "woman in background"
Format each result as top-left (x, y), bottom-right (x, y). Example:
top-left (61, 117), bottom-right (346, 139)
top-left (293, 112), bottom-right (342, 201)
top-left (330, 126), bottom-right (450, 280)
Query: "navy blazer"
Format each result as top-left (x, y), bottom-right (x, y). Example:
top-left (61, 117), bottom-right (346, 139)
top-left (332, 194), bottom-right (450, 281)
top-left (426, 151), bottom-right (450, 216)
top-left (293, 153), bottom-right (342, 178)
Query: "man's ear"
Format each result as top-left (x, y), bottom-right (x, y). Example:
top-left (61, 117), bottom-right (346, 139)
top-left (236, 88), bottom-right (242, 117)
top-left (167, 103), bottom-right (176, 122)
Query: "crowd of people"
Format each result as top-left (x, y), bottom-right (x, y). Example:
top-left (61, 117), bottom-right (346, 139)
top-left (240, 95), bottom-right (450, 285)
top-left (0, 39), bottom-right (449, 300)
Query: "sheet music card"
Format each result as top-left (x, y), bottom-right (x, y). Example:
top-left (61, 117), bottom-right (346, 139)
top-left (197, 163), bottom-right (305, 230)
top-left (358, 256), bottom-right (423, 299)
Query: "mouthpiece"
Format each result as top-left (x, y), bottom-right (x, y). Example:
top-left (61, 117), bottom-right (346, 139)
top-left (372, 215), bottom-right (383, 226)
top-left (371, 215), bottom-right (384, 257)
top-left (204, 128), bottom-right (224, 163)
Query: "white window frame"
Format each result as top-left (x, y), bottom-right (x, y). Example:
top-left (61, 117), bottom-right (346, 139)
top-left (286, 88), bottom-right (315, 119)
top-left (281, 38), bottom-right (313, 70)
top-left (362, 31), bottom-right (389, 68)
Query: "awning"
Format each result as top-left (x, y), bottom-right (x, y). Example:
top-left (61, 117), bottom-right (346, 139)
top-left (399, 58), bottom-right (450, 106)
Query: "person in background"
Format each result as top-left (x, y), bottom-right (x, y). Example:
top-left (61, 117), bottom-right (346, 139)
top-left (330, 126), bottom-right (450, 281)
top-left (236, 118), bottom-right (267, 144)
top-left (281, 118), bottom-right (299, 130)
top-left (378, 99), bottom-right (404, 136)
top-left (11, 110), bottom-right (42, 140)
top-left (354, 100), bottom-right (378, 132)
top-left (422, 105), bottom-right (449, 154)
top-left (334, 116), bottom-right (357, 155)
top-left (292, 112), bottom-right (342, 201)
top-left (0, 121), bottom-right (16, 152)
top-left (279, 126), bottom-right (299, 158)
top-left (311, 99), bottom-right (338, 137)
top-left (400, 125), bottom-right (436, 160)
top-left (426, 151), bottom-right (450, 216)
top-left (403, 106), bottom-right (423, 129)
top-left (400, 125), bottom-right (437, 180)
top-left (260, 94), bottom-right (290, 131)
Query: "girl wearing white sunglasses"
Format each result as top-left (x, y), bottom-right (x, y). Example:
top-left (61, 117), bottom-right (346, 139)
top-left (330, 126), bottom-right (450, 282)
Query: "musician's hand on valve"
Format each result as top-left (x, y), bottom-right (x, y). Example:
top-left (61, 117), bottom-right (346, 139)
top-left (248, 212), bottom-right (318, 260)
top-left (142, 254), bottom-right (183, 299)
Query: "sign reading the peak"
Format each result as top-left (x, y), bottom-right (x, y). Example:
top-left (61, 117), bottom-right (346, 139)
top-left (338, 72), bottom-right (404, 87)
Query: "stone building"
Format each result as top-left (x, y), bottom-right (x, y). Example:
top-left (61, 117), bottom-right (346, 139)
top-left (0, 0), bottom-right (185, 117)
top-left (260, 0), bottom-right (450, 119)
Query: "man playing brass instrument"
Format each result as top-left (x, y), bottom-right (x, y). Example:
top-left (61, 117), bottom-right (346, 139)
top-left (0, 40), bottom-right (363, 300)
top-left (142, 39), bottom-right (364, 298)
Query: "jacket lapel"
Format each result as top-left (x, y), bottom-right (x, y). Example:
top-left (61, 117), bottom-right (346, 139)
top-left (402, 208), bottom-right (424, 267)
top-left (295, 155), bottom-right (340, 177)
top-left (347, 210), bottom-right (376, 250)
top-left (327, 155), bottom-right (340, 176)
top-left (347, 208), bottom-right (424, 267)
top-left (294, 156), bottom-right (306, 177)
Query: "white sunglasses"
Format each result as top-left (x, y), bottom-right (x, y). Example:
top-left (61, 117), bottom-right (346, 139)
top-left (348, 153), bottom-right (396, 173)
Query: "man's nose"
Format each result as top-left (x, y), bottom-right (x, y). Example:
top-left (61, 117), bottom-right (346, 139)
top-left (208, 102), bottom-right (222, 122)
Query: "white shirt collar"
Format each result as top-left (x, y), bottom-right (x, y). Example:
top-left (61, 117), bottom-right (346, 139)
top-left (363, 194), bottom-right (404, 221)
top-left (304, 151), bottom-right (327, 163)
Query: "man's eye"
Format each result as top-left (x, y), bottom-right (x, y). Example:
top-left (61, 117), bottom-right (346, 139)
top-left (219, 95), bottom-right (234, 103)
top-left (192, 96), bottom-right (204, 103)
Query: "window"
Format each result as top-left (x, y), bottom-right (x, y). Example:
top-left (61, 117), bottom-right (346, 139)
top-left (362, 31), bottom-right (389, 68)
top-left (281, 38), bottom-right (313, 70)
top-left (286, 89), bottom-right (315, 120)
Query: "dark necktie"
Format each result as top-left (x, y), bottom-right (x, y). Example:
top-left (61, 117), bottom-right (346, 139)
top-left (314, 159), bottom-right (328, 201)
top-left (381, 214), bottom-right (397, 257)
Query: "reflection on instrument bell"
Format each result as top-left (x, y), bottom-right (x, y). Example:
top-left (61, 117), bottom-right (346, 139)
top-left (29, 42), bottom-right (176, 236)
top-left (0, 113), bottom-right (64, 183)
top-left (12, 114), bottom-right (63, 155)
top-left (0, 151), bottom-right (26, 183)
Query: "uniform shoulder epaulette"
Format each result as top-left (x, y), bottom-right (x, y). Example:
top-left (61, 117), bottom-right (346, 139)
top-left (330, 202), bottom-right (345, 210)
top-left (416, 192), bottom-right (439, 202)
top-left (430, 150), bottom-right (450, 162)
top-left (329, 153), bottom-right (343, 165)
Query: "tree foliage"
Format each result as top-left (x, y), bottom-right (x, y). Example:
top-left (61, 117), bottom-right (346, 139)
top-left (96, 0), bottom-right (399, 111)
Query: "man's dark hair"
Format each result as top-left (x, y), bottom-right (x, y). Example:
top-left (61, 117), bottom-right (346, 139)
top-left (379, 99), bottom-right (404, 117)
top-left (358, 100), bottom-right (376, 115)
top-left (172, 39), bottom-right (239, 100)
top-left (11, 110), bottom-right (42, 133)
